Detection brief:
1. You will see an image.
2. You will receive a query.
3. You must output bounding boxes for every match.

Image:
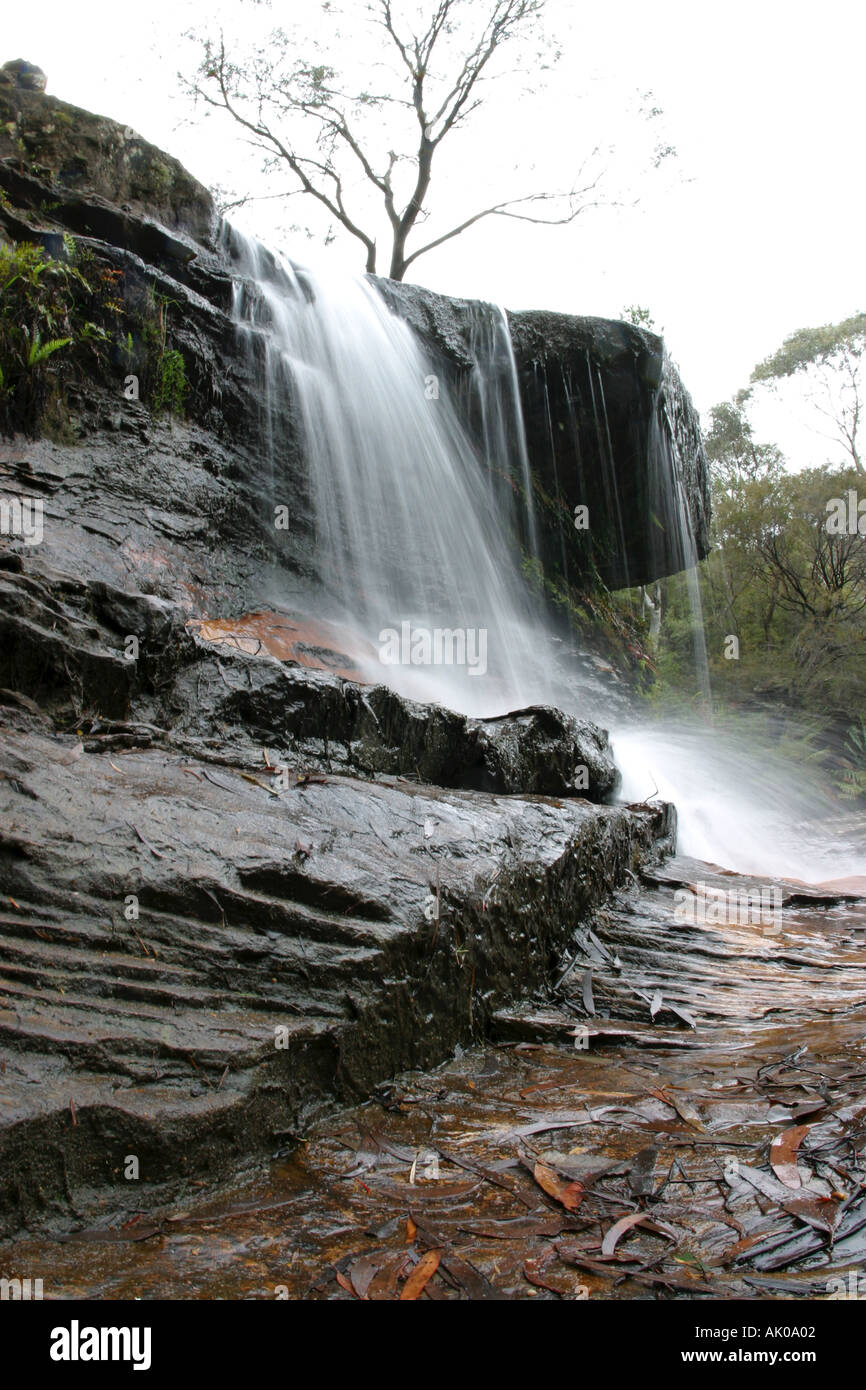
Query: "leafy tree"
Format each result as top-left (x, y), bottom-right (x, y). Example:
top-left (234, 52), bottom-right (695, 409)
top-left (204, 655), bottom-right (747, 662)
top-left (652, 390), bottom-right (866, 729)
top-left (621, 304), bottom-right (657, 330)
top-left (700, 397), bottom-right (786, 653)
top-left (751, 312), bottom-right (866, 473)
top-left (185, 0), bottom-right (665, 280)
top-left (704, 391), bottom-right (784, 488)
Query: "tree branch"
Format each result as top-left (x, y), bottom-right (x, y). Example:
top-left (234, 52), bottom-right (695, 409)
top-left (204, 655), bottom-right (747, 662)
top-left (402, 181), bottom-right (601, 270)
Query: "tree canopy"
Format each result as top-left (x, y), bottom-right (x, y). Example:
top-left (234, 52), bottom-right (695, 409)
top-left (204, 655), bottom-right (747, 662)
top-left (750, 312), bottom-right (866, 473)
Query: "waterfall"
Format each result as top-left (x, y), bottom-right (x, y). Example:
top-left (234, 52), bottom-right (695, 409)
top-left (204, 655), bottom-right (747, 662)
top-left (222, 225), bottom-right (549, 717)
top-left (462, 301), bottom-right (540, 566)
top-left (658, 396), bottom-right (713, 712)
top-left (220, 224), bottom-right (863, 883)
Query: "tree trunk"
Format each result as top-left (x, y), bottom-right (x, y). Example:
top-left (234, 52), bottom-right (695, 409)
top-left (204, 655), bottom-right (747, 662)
top-left (388, 225), bottom-right (407, 279)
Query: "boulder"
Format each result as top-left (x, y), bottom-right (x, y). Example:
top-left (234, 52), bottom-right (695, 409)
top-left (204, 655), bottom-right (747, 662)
top-left (0, 80), bottom-right (215, 244)
top-left (0, 59), bottom-right (47, 92)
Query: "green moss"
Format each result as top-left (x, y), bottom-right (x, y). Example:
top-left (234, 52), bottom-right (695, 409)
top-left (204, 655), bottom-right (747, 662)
top-left (143, 159), bottom-right (173, 198)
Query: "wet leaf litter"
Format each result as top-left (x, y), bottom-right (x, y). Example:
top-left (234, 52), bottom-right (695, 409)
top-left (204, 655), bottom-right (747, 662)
top-left (8, 866), bottom-right (866, 1300)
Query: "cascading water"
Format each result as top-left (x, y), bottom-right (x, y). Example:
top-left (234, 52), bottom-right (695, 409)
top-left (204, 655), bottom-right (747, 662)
top-left (224, 225), bottom-right (549, 716)
top-left (659, 397), bottom-right (712, 711)
top-left (462, 301), bottom-right (540, 566)
top-left (222, 222), bottom-right (864, 884)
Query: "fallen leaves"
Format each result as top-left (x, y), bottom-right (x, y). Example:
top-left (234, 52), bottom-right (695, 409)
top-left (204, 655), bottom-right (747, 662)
top-left (651, 1087), bottom-right (706, 1132)
top-left (524, 1253), bottom-right (586, 1296)
top-left (400, 1249), bottom-right (442, 1300)
top-left (628, 1146), bottom-right (658, 1197)
top-left (601, 1211), bottom-right (652, 1257)
top-left (528, 1160), bottom-right (585, 1213)
top-left (770, 1125), bottom-right (810, 1189)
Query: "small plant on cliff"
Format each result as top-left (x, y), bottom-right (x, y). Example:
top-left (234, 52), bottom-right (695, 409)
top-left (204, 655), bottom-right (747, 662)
top-left (140, 284), bottom-right (189, 420)
top-left (153, 347), bottom-right (188, 418)
top-left (622, 304), bottom-right (657, 330)
top-left (26, 331), bottom-right (72, 366)
top-left (0, 237), bottom-right (123, 437)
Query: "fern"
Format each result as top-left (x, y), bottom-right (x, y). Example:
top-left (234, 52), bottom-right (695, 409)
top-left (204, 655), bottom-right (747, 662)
top-left (26, 334), bottom-right (72, 367)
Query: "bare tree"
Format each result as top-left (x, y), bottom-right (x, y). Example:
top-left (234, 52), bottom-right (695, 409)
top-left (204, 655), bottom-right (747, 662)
top-left (185, 0), bottom-right (607, 280)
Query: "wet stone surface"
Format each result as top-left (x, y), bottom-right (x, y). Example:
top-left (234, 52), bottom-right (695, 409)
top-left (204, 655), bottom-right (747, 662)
top-left (0, 697), bottom-right (670, 1230)
top-left (7, 873), bottom-right (866, 1300)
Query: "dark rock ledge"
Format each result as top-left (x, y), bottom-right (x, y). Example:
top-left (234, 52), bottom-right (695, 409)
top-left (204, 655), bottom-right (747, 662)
top-left (0, 689), bottom-right (673, 1232)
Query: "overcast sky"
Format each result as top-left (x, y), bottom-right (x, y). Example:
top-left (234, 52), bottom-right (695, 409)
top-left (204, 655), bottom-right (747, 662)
top-left (6, 0), bottom-right (865, 454)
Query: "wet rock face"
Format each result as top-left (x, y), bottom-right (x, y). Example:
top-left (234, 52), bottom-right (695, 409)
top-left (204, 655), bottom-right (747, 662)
top-left (0, 412), bottom-right (673, 1235)
top-left (185, 654), bottom-right (619, 799)
top-left (0, 396), bottom-right (670, 1233)
top-left (374, 281), bottom-right (711, 591)
top-left (472, 706), bottom-right (616, 798)
top-left (508, 313), bottom-right (711, 590)
top-left (0, 699), bottom-right (672, 1232)
top-left (0, 549), bottom-right (617, 802)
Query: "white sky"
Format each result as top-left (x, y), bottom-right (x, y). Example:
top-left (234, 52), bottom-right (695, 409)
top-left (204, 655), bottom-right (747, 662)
top-left (5, 0), bottom-right (865, 456)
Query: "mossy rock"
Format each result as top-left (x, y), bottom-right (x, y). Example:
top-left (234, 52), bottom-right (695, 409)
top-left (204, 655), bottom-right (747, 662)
top-left (0, 85), bottom-right (215, 243)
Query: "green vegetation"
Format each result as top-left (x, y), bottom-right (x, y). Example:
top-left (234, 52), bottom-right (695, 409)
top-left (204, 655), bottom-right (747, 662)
top-left (0, 234), bottom-right (191, 434)
top-left (139, 285), bottom-right (189, 420)
top-left (152, 347), bottom-right (188, 418)
top-left (522, 551), bottom-right (656, 686)
top-left (646, 314), bottom-right (866, 800)
top-left (0, 237), bottom-right (122, 436)
top-left (622, 305), bottom-right (657, 331)
top-left (751, 313), bottom-right (865, 473)
top-left (840, 716), bottom-right (866, 800)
